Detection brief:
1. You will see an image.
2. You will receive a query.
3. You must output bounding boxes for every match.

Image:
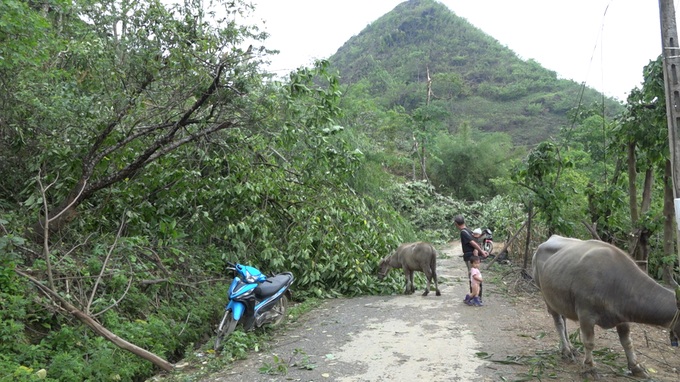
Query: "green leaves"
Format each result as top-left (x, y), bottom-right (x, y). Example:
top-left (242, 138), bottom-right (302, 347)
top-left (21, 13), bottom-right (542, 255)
top-left (511, 142), bottom-right (578, 235)
top-left (0, 0), bottom-right (51, 69)
top-left (429, 129), bottom-right (515, 200)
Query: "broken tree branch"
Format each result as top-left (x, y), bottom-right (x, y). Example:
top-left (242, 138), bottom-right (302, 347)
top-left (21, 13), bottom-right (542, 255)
top-left (87, 213), bottom-right (126, 314)
top-left (15, 269), bottom-right (174, 372)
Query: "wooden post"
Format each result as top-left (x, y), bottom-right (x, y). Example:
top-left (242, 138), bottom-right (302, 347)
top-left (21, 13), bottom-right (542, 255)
top-left (659, 0), bottom-right (680, 269)
top-left (522, 202), bottom-right (533, 270)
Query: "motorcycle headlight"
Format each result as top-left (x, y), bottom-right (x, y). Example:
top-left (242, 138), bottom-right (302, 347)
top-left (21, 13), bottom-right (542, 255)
top-left (244, 271), bottom-right (257, 283)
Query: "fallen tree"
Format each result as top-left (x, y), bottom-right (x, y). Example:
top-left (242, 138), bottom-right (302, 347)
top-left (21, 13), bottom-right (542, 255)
top-left (15, 269), bottom-right (174, 372)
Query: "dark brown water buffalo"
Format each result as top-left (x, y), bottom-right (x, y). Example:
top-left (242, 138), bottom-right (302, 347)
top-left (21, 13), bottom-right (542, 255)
top-left (532, 235), bottom-right (680, 378)
top-left (378, 242), bottom-right (441, 296)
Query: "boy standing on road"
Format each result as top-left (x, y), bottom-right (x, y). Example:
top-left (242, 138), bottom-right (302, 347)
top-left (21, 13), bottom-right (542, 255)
top-left (465, 256), bottom-right (484, 306)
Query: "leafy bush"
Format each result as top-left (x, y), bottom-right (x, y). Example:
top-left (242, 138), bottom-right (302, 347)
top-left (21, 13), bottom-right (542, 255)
top-left (386, 180), bottom-right (521, 244)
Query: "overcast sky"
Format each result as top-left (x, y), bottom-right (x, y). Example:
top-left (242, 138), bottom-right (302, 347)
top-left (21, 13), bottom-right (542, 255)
top-left (247, 0), bottom-right (674, 102)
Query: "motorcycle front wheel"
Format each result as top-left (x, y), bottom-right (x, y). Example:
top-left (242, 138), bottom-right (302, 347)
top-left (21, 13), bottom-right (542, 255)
top-left (268, 294), bottom-right (289, 327)
top-left (214, 309), bottom-right (238, 351)
top-left (483, 241), bottom-right (493, 255)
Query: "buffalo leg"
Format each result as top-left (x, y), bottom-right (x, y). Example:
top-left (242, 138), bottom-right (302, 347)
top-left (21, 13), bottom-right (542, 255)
top-left (421, 268), bottom-right (441, 296)
top-left (422, 278), bottom-right (430, 296)
top-left (616, 323), bottom-right (649, 378)
top-left (432, 270), bottom-right (441, 296)
top-left (549, 309), bottom-right (578, 360)
top-left (578, 320), bottom-right (598, 378)
top-left (402, 268), bottom-right (414, 294)
top-left (422, 269), bottom-right (431, 296)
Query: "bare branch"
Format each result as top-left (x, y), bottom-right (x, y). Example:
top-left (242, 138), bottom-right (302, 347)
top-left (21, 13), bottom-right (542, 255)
top-left (87, 212), bottom-right (126, 314)
top-left (269, 146), bottom-right (290, 163)
top-left (47, 179), bottom-right (87, 224)
top-left (581, 220), bottom-right (602, 240)
top-left (139, 278), bottom-right (169, 285)
top-left (136, 246), bottom-right (171, 277)
top-left (177, 312), bottom-right (191, 337)
top-left (92, 258), bottom-right (134, 318)
top-left (54, 233), bottom-right (94, 266)
top-left (37, 170), bottom-right (55, 290)
top-left (14, 269), bottom-right (174, 372)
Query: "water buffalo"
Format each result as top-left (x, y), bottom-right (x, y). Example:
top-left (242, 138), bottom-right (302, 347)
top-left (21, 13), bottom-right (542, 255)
top-left (532, 235), bottom-right (680, 378)
top-left (378, 242), bottom-right (441, 296)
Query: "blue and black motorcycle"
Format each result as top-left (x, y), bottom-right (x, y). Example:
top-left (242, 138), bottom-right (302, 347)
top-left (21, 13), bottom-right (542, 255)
top-left (214, 262), bottom-right (294, 351)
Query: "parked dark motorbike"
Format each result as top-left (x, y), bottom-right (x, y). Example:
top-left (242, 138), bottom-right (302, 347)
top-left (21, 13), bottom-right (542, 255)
top-left (214, 262), bottom-right (294, 351)
top-left (481, 228), bottom-right (493, 254)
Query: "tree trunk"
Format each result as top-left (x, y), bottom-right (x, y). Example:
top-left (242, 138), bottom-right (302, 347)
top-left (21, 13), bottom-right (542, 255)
top-left (420, 140), bottom-right (428, 182)
top-left (641, 167), bottom-right (654, 213)
top-left (638, 228), bottom-right (650, 273)
top-left (635, 167), bottom-right (655, 269)
top-left (627, 141), bottom-right (638, 255)
top-left (522, 202), bottom-right (533, 270)
top-left (603, 157), bottom-right (624, 243)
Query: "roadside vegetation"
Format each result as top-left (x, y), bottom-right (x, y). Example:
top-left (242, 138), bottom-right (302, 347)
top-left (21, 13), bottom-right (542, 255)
top-left (0, 0), bottom-right (676, 381)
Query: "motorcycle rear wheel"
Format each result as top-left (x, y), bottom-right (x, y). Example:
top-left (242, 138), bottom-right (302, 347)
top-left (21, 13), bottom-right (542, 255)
top-left (483, 241), bottom-right (493, 255)
top-left (268, 294), bottom-right (289, 327)
top-left (214, 309), bottom-right (238, 351)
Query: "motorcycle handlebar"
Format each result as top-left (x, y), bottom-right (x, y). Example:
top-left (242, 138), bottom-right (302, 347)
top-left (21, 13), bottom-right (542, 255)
top-left (224, 262), bottom-right (274, 282)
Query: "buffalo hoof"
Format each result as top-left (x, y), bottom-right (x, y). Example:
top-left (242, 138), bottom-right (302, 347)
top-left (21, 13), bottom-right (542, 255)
top-left (561, 346), bottom-right (580, 361)
top-left (435, 290), bottom-right (441, 296)
top-left (580, 366), bottom-right (600, 380)
top-left (421, 290), bottom-right (429, 296)
top-left (630, 364), bottom-right (649, 378)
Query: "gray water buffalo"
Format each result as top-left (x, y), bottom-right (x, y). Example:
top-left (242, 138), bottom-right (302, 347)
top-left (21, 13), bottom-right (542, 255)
top-left (378, 242), bottom-right (441, 296)
top-left (532, 235), bottom-right (680, 378)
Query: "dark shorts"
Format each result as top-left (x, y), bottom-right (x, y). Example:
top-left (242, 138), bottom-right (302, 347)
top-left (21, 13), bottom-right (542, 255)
top-left (463, 252), bottom-right (474, 262)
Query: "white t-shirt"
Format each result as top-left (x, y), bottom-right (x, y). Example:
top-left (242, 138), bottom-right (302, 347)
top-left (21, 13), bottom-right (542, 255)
top-left (470, 268), bottom-right (482, 286)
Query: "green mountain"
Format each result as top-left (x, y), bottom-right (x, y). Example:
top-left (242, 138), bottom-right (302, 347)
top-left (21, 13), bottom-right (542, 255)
top-left (329, 0), bottom-right (624, 144)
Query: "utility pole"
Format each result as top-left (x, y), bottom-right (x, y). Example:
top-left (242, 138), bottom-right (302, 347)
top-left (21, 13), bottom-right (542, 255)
top-left (659, 0), bottom-right (680, 269)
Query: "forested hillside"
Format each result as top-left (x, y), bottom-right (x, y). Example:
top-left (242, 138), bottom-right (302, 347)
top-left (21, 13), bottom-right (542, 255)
top-left (329, 0), bottom-right (624, 144)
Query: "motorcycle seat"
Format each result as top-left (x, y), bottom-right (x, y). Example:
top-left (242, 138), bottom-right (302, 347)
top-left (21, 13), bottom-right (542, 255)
top-left (255, 272), bottom-right (293, 298)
